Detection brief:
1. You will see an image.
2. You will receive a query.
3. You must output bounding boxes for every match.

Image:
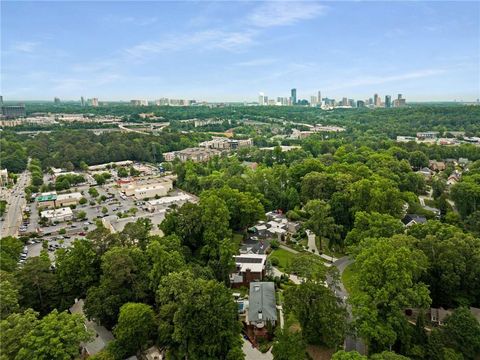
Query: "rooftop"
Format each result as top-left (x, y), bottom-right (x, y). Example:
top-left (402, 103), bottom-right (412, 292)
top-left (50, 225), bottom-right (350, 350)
top-left (248, 282), bottom-right (277, 325)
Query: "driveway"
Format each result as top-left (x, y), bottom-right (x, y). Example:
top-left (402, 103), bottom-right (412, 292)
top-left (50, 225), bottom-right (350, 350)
top-left (242, 339), bottom-right (272, 360)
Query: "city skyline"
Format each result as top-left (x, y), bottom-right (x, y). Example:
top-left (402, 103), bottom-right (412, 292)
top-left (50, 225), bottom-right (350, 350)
top-left (2, 1), bottom-right (479, 102)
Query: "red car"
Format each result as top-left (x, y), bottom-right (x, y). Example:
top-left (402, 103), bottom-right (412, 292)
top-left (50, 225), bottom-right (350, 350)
top-left (78, 232), bottom-right (86, 236)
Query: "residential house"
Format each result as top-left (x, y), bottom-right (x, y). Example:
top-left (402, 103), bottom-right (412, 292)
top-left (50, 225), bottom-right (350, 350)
top-left (447, 172), bottom-right (461, 186)
top-left (69, 299), bottom-right (114, 357)
top-left (430, 307), bottom-right (452, 325)
top-left (246, 282), bottom-right (277, 341)
top-left (402, 214), bottom-right (427, 227)
top-left (429, 160), bottom-right (446, 172)
top-left (230, 254), bottom-right (267, 287)
top-left (417, 167), bottom-right (433, 180)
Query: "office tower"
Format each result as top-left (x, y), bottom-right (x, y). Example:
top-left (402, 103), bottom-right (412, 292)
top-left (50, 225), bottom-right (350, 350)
top-left (349, 99), bottom-right (355, 107)
top-left (310, 96), bottom-right (317, 106)
top-left (291, 88), bottom-right (297, 105)
top-left (54, 97), bottom-right (60, 104)
top-left (385, 95), bottom-right (392, 108)
top-left (258, 92), bottom-right (268, 106)
top-left (0, 96), bottom-right (4, 106)
top-left (342, 97), bottom-right (348, 106)
top-left (1, 104), bottom-right (26, 118)
top-left (394, 94), bottom-right (406, 107)
top-left (80, 96), bottom-right (85, 107)
top-left (91, 98), bottom-right (99, 107)
top-left (374, 93), bottom-right (383, 107)
top-left (357, 100), bottom-right (365, 108)
top-left (317, 91), bottom-right (321, 105)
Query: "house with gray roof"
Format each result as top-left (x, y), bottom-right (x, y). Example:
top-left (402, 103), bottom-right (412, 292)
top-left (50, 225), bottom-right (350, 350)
top-left (247, 282), bottom-right (277, 340)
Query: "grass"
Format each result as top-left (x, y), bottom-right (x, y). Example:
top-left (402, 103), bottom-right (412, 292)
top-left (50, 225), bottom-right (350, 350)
top-left (341, 263), bottom-right (358, 295)
top-left (269, 248), bottom-right (297, 270)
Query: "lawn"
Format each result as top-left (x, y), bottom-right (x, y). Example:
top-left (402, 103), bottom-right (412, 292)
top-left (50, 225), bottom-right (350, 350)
top-left (231, 232), bottom-right (244, 252)
top-left (269, 248), bottom-right (297, 270)
top-left (341, 263), bottom-right (358, 295)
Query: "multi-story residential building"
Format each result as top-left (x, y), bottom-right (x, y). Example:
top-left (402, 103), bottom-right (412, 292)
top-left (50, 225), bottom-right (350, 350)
top-left (1, 104), bottom-right (26, 118)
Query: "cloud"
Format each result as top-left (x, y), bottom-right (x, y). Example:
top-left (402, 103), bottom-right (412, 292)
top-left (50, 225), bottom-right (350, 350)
top-left (10, 41), bottom-right (40, 53)
top-left (124, 29), bottom-right (256, 59)
top-left (248, 1), bottom-right (327, 28)
top-left (103, 15), bottom-right (157, 26)
top-left (234, 58), bottom-right (277, 67)
top-left (328, 69), bottom-right (446, 90)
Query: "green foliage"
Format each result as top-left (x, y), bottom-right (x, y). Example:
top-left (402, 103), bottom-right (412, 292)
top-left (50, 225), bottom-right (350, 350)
top-left (0, 236), bottom-right (23, 272)
top-left (304, 199), bottom-right (343, 249)
top-left (271, 328), bottom-right (306, 360)
top-left (442, 307), bottom-right (480, 359)
top-left (0, 271), bottom-right (19, 319)
top-left (110, 303), bottom-right (157, 359)
top-left (350, 235), bottom-right (431, 351)
top-left (84, 247), bottom-right (150, 328)
top-left (332, 350), bottom-right (367, 360)
top-left (17, 255), bottom-right (59, 315)
top-left (156, 271), bottom-right (243, 360)
top-left (1, 308), bottom-right (92, 360)
top-left (284, 281), bottom-right (347, 349)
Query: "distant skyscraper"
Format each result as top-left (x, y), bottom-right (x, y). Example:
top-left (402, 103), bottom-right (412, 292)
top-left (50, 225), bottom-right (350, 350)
top-left (81, 96), bottom-right (85, 107)
top-left (0, 96), bottom-right (3, 106)
top-left (91, 98), bottom-right (99, 107)
top-left (385, 95), bottom-right (392, 108)
top-left (317, 91), bottom-right (321, 105)
top-left (258, 92), bottom-right (268, 106)
top-left (342, 97), bottom-right (348, 106)
top-left (357, 100), bottom-right (365, 108)
top-left (291, 88), bottom-right (297, 105)
top-left (310, 96), bottom-right (317, 106)
top-left (54, 97), bottom-right (60, 104)
top-left (374, 93), bottom-right (382, 107)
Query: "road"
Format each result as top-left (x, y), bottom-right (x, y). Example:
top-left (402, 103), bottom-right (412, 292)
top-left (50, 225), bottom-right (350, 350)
top-left (1, 171), bottom-right (29, 237)
top-left (330, 256), bottom-right (367, 354)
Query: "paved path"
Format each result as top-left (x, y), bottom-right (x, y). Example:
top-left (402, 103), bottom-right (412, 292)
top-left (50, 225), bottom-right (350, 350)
top-left (242, 339), bottom-right (272, 360)
top-left (272, 266), bottom-right (301, 284)
top-left (279, 244), bottom-right (298, 253)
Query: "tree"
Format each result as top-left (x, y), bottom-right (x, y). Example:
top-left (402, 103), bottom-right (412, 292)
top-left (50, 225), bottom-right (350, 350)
top-left (77, 210), bottom-right (87, 220)
top-left (350, 235), bottom-right (431, 352)
top-left (0, 309), bottom-right (38, 359)
top-left (332, 351), bottom-right (367, 360)
top-left (79, 197), bottom-right (87, 205)
top-left (117, 167), bottom-right (129, 178)
top-left (156, 271), bottom-right (243, 360)
top-left (101, 206), bottom-right (108, 215)
top-left (284, 281), bottom-right (347, 349)
top-left (0, 236), bottom-right (23, 272)
top-left (450, 180), bottom-right (480, 219)
top-left (409, 151), bottom-right (429, 170)
top-left (465, 210), bottom-right (480, 236)
top-left (84, 247), bottom-right (150, 328)
top-left (442, 307), bottom-right (480, 359)
top-left (370, 352), bottom-right (410, 360)
top-left (110, 303), bottom-right (157, 359)
top-left (287, 253), bottom-right (326, 282)
top-left (17, 254), bottom-right (59, 315)
top-left (15, 309), bottom-right (92, 360)
top-left (345, 211), bottom-right (404, 249)
top-left (55, 239), bottom-right (100, 305)
top-left (0, 271), bottom-right (19, 319)
top-left (88, 187), bottom-right (99, 198)
top-left (160, 203), bottom-right (204, 252)
top-left (304, 199), bottom-right (343, 250)
top-left (147, 235), bottom-right (186, 291)
top-left (120, 218), bottom-right (152, 249)
top-left (271, 328), bottom-right (306, 360)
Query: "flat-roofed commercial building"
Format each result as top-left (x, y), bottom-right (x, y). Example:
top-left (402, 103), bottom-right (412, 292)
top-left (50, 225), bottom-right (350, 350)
top-left (120, 178), bottom-right (173, 199)
top-left (56, 192), bottom-right (82, 207)
top-left (40, 207), bottom-right (73, 223)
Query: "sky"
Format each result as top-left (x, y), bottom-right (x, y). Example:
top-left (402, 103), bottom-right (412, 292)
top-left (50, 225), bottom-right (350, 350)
top-left (1, 1), bottom-right (479, 102)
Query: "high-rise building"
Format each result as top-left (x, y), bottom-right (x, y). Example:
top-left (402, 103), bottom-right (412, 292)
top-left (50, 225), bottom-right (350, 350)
top-left (342, 97), bottom-right (348, 106)
top-left (357, 100), bottom-right (365, 108)
top-left (130, 99), bottom-right (149, 106)
top-left (80, 96), bottom-right (85, 107)
top-left (91, 98), bottom-right (99, 107)
top-left (310, 96), bottom-right (317, 107)
top-left (291, 88), bottom-right (297, 105)
top-left (385, 95), bottom-right (392, 108)
top-left (54, 97), bottom-right (60, 104)
top-left (349, 99), bottom-right (355, 107)
top-left (317, 91), bottom-right (322, 106)
top-left (393, 94), bottom-right (406, 107)
top-left (258, 93), bottom-right (268, 106)
top-left (156, 98), bottom-right (169, 106)
top-left (0, 96), bottom-right (3, 106)
top-left (1, 104), bottom-right (26, 118)
top-left (374, 93), bottom-right (382, 107)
